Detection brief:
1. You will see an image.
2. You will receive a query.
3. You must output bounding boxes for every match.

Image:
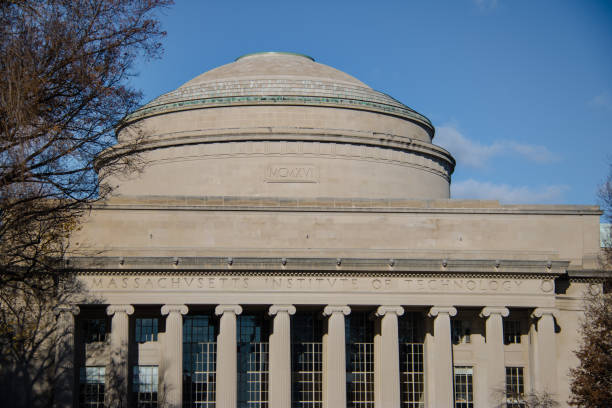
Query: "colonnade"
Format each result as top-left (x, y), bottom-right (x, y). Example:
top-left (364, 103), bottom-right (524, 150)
top-left (53, 303), bottom-right (559, 408)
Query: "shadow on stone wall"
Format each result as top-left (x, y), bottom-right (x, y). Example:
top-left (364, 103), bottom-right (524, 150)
top-left (0, 275), bottom-right (103, 408)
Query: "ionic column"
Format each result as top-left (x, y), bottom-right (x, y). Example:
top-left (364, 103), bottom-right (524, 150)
top-left (268, 305), bottom-right (296, 408)
top-left (161, 304), bottom-right (188, 408)
top-left (53, 305), bottom-right (80, 408)
top-left (530, 308), bottom-right (559, 395)
top-left (215, 304), bottom-right (243, 408)
top-left (427, 306), bottom-right (457, 408)
top-left (322, 305), bottom-right (351, 408)
top-left (480, 306), bottom-right (510, 407)
top-left (106, 304), bottom-right (134, 408)
top-left (374, 306), bottom-right (404, 408)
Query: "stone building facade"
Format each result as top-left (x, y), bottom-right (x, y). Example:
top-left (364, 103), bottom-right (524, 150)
top-left (58, 52), bottom-right (606, 408)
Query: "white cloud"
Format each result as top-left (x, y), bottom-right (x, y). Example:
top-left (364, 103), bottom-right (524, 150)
top-left (452, 179), bottom-right (569, 204)
top-left (435, 125), bottom-right (558, 168)
top-left (588, 92), bottom-right (612, 111)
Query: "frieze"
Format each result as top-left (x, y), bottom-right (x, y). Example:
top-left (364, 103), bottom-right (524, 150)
top-left (79, 275), bottom-right (555, 295)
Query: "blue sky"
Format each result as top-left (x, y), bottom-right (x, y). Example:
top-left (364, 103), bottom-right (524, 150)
top-left (131, 0), bottom-right (612, 206)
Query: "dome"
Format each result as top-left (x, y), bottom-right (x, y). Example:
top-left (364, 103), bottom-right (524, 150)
top-left (109, 52), bottom-right (455, 200)
top-left (128, 52), bottom-right (434, 134)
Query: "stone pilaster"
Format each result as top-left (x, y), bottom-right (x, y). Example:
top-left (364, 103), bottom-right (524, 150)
top-left (530, 308), bottom-right (559, 395)
top-left (268, 305), bottom-right (296, 408)
top-left (480, 306), bottom-right (510, 406)
top-left (322, 305), bottom-right (350, 408)
top-left (106, 304), bottom-right (134, 408)
top-left (427, 306), bottom-right (457, 408)
top-left (374, 306), bottom-right (404, 408)
top-left (215, 304), bottom-right (243, 408)
top-left (53, 305), bottom-right (80, 408)
top-left (161, 304), bottom-right (188, 408)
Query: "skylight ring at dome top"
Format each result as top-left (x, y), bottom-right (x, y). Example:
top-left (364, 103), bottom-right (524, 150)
top-left (235, 51), bottom-right (315, 61)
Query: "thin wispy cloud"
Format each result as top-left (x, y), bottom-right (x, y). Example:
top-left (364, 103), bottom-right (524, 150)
top-left (473, 0), bottom-right (499, 11)
top-left (588, 92), bottom-right (612, 111)
top-left (452, 179), bottom-right (569, 204)
top-left (435, 125), bottom-right (559, 169)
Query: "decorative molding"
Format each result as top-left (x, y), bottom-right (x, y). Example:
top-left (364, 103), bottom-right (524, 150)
top-left (89, 195), bottom-right (601, 216)
top-left (53, 304), bottom-right (80, 316)
top-left (531, 307), bottom-right (559, 320)
top-left (67, 256), bottom-right (570, 276)
top-left (268, 305), bottom-right (297, 316)
top-left (323, 305), bottom-right (351, 316)
top-left (214, 304), bottom-right (243, 316)
top-left (106, 304), bottom-right (134, 316)
top-left (375, 305), bottom-right (405, 317)
top-left (479, 306), bottom-right (510, 318)
top-left (123, 78), bottom-right (435, 131)
top-left (427, 306), bottom-right (457, 318)
top-left (133, 139), bottom-right (452, 180)
top-left (160, 304), bottom-right (188, 315)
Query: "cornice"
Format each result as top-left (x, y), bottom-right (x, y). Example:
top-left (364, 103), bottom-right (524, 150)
top-left (66, 256), bottom-right (570, 277)
top-left (89, 195), bottom-right (602, 216)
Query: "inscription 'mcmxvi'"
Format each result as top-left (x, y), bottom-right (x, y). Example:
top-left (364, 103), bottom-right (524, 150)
top-left (266, 164), bottom-right (318, 183)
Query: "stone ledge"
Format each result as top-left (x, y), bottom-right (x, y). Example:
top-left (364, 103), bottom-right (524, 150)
top-left (66, 256), bottom-right (570, 276)
top-left (94, 195), bottom-right (602, 215)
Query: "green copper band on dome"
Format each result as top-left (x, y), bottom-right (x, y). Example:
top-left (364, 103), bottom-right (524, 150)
top-left (236, 51), bottom-right (315, 62)
top-left (126, 95), bottom-right (433, 130)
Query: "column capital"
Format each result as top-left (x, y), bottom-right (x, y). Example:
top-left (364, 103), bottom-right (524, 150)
top-left (161, 304), bottom-right (189, 316)
top-left (427, 306), bottom-right (457, 318)
top-left (268, 304), bottom-right (296, 316)
top-left (215, 304), bottom-right (242, 316)
top-left (323, 305), bottom-right (351, 316)
top-left (106, 304), bottom-right (134, 316)
top-left (479, 306), bottom-right (509, 318)
top-left (53, 304), bottom-right (80, 317)
top-left (531, 307), bottom-right (559, 320)
top-left (375, 305), bottom-right (405, 317)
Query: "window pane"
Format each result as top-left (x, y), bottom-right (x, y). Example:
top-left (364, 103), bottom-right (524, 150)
top-left (135, 318), bottom-right (159, 343)
top-left (79, 366), bottom-right (105, 408)
top-left (292, 311), bottom-right (323, 408)
top-left (237, 314), bottom-right (269, 408)
top-left (346, 311), bottom-right (374, 408)
top-left (183, 315), bottom-right (217, 408)
top-left (399, 312), bottom-right (425, 408)
top-left (133, 365), bottom-right (158, 408)
top-left (454, 366), bottom-right (473, 408)
top-left (505, 367), bottom-right (525, 408)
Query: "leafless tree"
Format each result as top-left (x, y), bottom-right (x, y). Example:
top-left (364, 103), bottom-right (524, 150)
top-left (568, 164), bottom-right (612, 408)
top-left (496, 387), bottom-right (559, 408)
top-left (598, 164), bottom-right (612, 265)
top-left (0, 1), bottom-right (172, 405)
top-left (568, 290), bottom-right (612, 407)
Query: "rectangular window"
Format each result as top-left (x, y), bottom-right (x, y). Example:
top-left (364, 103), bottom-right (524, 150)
top-left (399, 312), bottom-right (425, 408)
top-left (183, 315), bottom-right (217, 408)
top-left (238, 314), bottom-right (269, 408)
top-left (346, 311), bottom-right (375, 408)
top-left (292, 311), bottom-right (323, 408)
top-left (133, 366), bottom-right (158, 408)
top-left (135, 318), bottom-right (159, 343)
top-left (503, 320), bottom-right (521, 345)
top-left (505, 367), bottom-right (526, 408)
top-left (452, 320), bottom-right (471, 344)
top-left (81, 319), bottom-right (107, 343)
top-left (454, 366), bottom-right (474, 408)
top-left (79, 366), bottom-right (105, 408)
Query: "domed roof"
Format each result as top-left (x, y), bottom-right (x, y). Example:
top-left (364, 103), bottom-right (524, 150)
top-left (128, 52), bottom-right (433, 133)
top-left (184, 52), bottom-right (367, 87)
